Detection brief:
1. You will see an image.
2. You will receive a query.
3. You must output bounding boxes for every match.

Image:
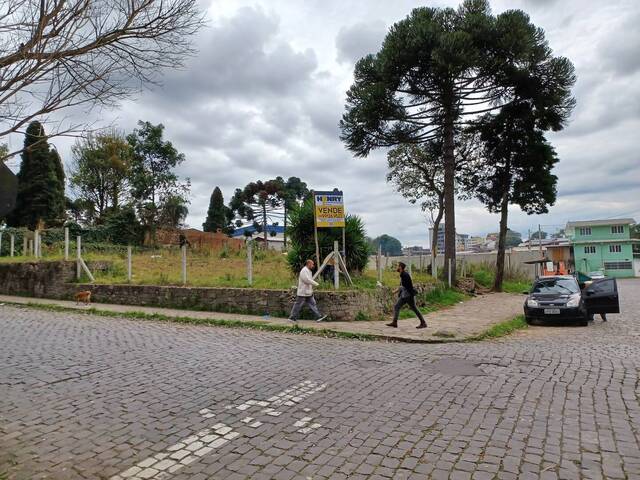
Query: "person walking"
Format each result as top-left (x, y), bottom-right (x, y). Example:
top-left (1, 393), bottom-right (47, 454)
top-left (289, 259), bottom-right (327, 323)
top-left (386, 262), bottom-right (427, 329)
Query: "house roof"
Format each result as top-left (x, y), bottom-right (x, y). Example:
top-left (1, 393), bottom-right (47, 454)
top-left (566, 218), bottom-right (636, 228)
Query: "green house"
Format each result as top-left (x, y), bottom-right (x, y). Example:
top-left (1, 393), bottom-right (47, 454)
top-left (566, 218), bottom-right (639, 278)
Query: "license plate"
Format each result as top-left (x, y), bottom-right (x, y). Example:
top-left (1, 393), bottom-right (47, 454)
top-left (544, 308), bottom-right (561, 314)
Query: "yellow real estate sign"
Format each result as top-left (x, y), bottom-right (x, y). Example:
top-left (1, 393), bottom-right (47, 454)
top-left (314, 190), bottom-right (345, 228)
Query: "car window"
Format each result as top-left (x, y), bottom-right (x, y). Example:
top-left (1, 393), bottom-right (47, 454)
top-left (588, 279), bottom-right (615, 294)
top-left (532, 278), bottom-right (580, 294)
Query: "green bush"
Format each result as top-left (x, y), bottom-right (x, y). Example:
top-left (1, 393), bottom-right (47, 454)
top-left (286, 197), bottom-right (369, 274)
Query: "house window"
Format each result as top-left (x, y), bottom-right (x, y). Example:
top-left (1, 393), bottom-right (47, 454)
top-left (611, 225), bottom-right (624, 234)
top-left (584, 246), bottom-right (596, 254)
top-left (604, 261), bottom-right (632, 270)
top-left (609, 244), bottom-right (622, 253)
top-left (579, 227), bottom-right (592, 236)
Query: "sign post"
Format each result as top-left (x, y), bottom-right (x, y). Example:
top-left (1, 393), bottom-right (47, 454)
top-left (313, 189), bottom-right (345, 267)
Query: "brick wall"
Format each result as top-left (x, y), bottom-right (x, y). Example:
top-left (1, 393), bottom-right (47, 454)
top-left (0, 261), bottom-right (436, 321)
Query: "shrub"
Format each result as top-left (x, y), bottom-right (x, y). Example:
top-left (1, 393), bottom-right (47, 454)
top-left (286, 197), bottom-right (369, 274)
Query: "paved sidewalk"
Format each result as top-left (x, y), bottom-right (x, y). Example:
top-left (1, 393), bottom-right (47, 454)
top-left (0, 292), bottom-right (525, 342)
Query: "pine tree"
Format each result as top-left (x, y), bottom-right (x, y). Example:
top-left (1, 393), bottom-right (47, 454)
top-left (202, 186), bottom-right (232, 234)
top-left (7, 121), bottom-right (66, 228)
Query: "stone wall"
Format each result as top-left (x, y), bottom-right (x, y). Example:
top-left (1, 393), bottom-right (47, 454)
top-left (0, 260), bottom-right (437, 321)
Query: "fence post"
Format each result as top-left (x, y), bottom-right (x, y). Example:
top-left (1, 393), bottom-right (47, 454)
top-left (64, 227), bottom-right (69, 261)
top-left (247, 241), bottom-right (253, 286)
top-left (10, 234), bottom-right (15, 257)
top-left (408, 260), bottom-right (412, 275)
top-left (433, 256), bottom-right (437, 280)
top-left (377, 244), bottom-right (382, 283)
top-left (181, 244), bottom-right (187, 286)
top-left (22, 234), bottom-right (27, 257)
top-left (333, 240), bottom-right (339, 290)
top-left (462, 258), bottom-right (466, 278)
top-left (33, 230), bottom-right (38, 258)
top-left (77, 236), bottom-right (82, 280)
top-left (448, 258), bottom-right (452, 287)
top-left (127, 246), bottom-right (132, 282)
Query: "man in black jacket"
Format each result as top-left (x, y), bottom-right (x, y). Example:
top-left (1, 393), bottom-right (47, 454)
top-left (386, 262), bottom-right (427, 329)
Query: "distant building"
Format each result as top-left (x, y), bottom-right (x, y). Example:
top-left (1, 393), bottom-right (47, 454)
top-left (232, 224), bottom-right (286, 251)
top-left (467, 236), bottom-right (485, 251)
top-left (428, 227), bottom-right (471, 253)
top-left (402, 246), bottom-right (431, 256)
top-left (567, 218), bottom-right (639, 278)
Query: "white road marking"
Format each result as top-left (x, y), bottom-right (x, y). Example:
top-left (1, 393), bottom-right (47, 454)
top-left (110, 380), bottom-right (326, 480)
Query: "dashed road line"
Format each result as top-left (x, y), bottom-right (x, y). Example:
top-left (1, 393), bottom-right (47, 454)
top-left (109, 380), bottom-right (326, 480)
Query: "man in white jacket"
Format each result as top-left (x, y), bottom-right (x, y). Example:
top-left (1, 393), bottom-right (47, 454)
top-left (289, 259), bottom-right (327, 322)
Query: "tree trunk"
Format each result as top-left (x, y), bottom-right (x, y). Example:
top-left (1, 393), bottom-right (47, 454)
top-left (431, 202), bottom-right (444, 278)
top-left (262, 203), bottom-right (268, 248)
top-left (494, 189), bottom-right (510, 292)
top-left (442, 111), bottom-right (457, 285)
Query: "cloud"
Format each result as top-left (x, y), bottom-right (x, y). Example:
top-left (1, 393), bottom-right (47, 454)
top-left (32, 0), bottom-right (639, 249)
top-left (335, 20), bottom-right (387, 64)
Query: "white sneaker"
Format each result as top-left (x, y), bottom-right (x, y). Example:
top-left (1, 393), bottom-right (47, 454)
top-left (316, 315), bottom-right (328, 322)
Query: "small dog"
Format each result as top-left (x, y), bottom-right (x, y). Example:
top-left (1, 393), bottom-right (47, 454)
top-left (75, 290), bottom-right (92, 306)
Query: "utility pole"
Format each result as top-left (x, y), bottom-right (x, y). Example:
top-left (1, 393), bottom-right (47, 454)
top-left (538, 224), bottom-right (543, 259)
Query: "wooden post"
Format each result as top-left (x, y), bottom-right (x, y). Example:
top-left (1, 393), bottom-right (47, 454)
top-left (247, 241), bottom-right (253, 286)
top-left (64, 227), bottom-right (69, 260)
top-left (462, 258), bottom-right (466, 278)
top-left (10, 234), bottom-right (15, 257)
top-left (127, 246), bottom-right (132, 282)
top-left (181, 244), bottom-right (187, 286)
top-left (342, 227), bottom-right (347, 266)
top-left (448, 258), bottom-right (452, 287)
top-left (76, 236), bottom-right (81, 280)
top-left (33, 230), bottom-right (39, 258)
top-left (377, 244), bottom-right (382, 283)
top-left (333, 240), bottom-right (339, 290)
top-left (23, 234), bottom-right (27, 257)
top-left (78, 258), bottom-right (95, 283)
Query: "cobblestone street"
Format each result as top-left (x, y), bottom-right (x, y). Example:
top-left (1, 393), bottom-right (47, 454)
top-left (1, 279), bottom-right (640, 480)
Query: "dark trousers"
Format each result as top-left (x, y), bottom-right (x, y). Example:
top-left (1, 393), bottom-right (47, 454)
top-left (393, 295), bottom-right (426, 324)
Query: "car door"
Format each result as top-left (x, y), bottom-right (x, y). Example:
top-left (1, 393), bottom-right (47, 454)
top-left (583, 278), bottom-right (620, 314)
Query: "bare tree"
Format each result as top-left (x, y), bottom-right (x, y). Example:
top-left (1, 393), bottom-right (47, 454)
top-left (0, 0), bottom-right (205, 160)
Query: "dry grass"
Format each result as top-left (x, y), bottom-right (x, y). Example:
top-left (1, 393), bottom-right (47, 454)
top-left (1, 245), bottom-right (437, 290)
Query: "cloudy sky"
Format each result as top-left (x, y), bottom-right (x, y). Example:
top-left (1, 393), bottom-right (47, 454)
top-left (9, 0), bottom-right (639, 246)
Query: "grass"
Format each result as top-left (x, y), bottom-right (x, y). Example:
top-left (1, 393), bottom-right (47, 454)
top-left (469, 315), bottom-right (528, 341)
top-left (398, 287), bottom-right (468, 319)
top-left (468, 263), bottom-right (530, 294)
top-left (1, 246), bottom-right (438, 291)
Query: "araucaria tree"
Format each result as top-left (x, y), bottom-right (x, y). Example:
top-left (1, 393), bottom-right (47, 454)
top-left (7, 121), bottom-right (65, 229)
top-left (203, 187), bottom-right (233, 234)
top-left (230, 180), bottom-right (287, 248)
top-left (469, 103), bottom-right (562, 291)
top-left (127, 121), bottom-right (190, 239)
top-left (0, 0), bottom-right (204, 155)
top-left (340, 0), bottom-right (575, 284)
